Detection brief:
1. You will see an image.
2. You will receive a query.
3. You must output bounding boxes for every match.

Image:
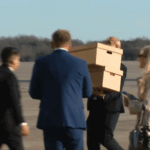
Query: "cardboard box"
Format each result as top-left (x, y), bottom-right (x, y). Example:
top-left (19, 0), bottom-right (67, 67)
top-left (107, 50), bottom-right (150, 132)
top-left (89, 65), bottom-right (122, 93)
top-left (70, 43), bottom-right (123, 73)
top-left (70, 43), bottom-right (123, 93)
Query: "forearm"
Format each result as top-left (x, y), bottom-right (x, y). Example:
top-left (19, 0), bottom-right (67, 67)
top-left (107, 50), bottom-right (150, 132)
top-left (13, 100), bottom-right (25, 125)
top-left (7, 75), bottom-right (25, 125)
top-left (11, 92), bottom-right (25, 124)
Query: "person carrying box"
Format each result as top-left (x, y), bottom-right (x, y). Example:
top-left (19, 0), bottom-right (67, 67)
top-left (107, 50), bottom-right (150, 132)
top-left (86, 37), bottom-right (127, 150)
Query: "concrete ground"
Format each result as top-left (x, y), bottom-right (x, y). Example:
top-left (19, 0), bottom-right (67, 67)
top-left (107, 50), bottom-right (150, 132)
top-left (1, 61), bottom-right (145, 150)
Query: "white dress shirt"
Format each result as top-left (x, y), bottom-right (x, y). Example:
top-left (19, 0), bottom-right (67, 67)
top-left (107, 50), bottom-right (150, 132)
top-left (53, 47), bottom-right (68, 52)
top-left (7, 66), bottom-right (27, 127)
top-left (8, 66), bottom-right (14, 72)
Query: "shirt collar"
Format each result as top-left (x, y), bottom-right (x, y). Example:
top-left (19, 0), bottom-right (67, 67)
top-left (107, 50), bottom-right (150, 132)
top-left (53, 47), bottom-right (68, 52)
top-left (8, 66), bottom-right (14, 72)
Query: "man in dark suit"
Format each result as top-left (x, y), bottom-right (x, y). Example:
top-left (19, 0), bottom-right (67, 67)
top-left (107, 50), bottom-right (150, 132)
top-left (29, 29), bottom-right (93, 150)
top-left (87, 37), bottom-right (127, 150)
top-left (0, 47), bottom-right (30, 150)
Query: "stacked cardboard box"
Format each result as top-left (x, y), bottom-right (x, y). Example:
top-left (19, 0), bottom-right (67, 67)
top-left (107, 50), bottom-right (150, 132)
top-left (69, 43), bottom-right (123, 96)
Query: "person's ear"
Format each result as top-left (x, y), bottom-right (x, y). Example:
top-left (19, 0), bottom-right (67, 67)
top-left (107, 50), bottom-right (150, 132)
top-left (68, 42), bottom-right (72, 51)
top-left (10, 59), bottom-right (15, 65)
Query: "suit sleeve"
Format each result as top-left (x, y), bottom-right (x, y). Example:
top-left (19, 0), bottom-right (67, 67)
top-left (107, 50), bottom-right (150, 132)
top-left (87, 94), bottom-right (94, 110)
top-left (82, 61), bottom-right (93, 98)
top-left (29, 59), bottom-right (41, 99)
top-left (7, 74), bottom-right (25, 125)
top-left (104, 63), bottom-right (127, 102)
top-left (120, 64), bottom-right (127, 91)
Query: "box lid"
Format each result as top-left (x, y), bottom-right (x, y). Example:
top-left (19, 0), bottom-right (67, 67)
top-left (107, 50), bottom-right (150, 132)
top-left (88, 65), bottom-right (123, 76)
top-left (70, 42), bottom-right (123, 55)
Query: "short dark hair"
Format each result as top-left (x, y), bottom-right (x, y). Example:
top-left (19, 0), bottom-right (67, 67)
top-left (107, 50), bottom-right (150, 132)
top-left (52, 29), bottom-right (71, 47)
top-left (1, 47), bottom-right (19, 65)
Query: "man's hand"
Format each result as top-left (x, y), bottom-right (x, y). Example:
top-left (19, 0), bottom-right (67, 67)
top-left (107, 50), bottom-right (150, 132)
top-left (0, 143), bottom-right (3, 149)
top-left (93, 88), bottom-right (105, 98)
top-left (20, 124), bottom-right (30, 136)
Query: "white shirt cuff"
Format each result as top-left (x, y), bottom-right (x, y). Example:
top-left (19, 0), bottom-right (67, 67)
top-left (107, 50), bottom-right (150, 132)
top-left (20, 122), bottom-right (28, 126)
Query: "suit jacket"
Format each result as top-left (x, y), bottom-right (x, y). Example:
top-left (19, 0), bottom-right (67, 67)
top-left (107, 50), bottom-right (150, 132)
top-left (87, 63), bottom-right (127, 113)
top-left (29, 49), bottom-right (93, 129)
top-left (0, 64), bottom-right (24, 142)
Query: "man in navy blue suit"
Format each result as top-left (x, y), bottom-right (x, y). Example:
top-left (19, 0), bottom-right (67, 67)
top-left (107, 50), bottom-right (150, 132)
top-left (29, 29), bottom-right (93, 150)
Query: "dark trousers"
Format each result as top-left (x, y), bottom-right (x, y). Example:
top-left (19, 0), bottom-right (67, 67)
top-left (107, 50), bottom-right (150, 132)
top-left (0, 125), bottom-right (24, 150)
top-left (43, 127), bottom-right (84, 150)
top-left (87, 110), bottom-right (124, 150)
